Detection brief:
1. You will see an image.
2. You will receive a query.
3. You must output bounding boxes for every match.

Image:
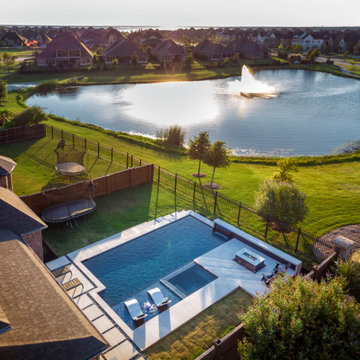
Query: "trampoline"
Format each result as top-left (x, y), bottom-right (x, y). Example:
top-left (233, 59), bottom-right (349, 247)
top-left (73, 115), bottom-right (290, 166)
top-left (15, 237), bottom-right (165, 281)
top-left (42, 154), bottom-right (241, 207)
top-left (42, 181), bottom-right (96, 228)
top-left (55, 140), bottom-right (86, 176)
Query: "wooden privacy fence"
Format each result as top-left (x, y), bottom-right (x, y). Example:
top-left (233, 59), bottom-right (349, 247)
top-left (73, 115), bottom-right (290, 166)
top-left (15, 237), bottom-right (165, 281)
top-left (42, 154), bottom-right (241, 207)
top-left (21, 164), bottom-right (154, 215)
top-left (0, 124), bottom-right (45, 145)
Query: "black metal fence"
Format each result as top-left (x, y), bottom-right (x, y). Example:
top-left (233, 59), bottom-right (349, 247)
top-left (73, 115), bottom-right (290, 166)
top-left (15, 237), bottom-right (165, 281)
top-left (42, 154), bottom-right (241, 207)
top-left (45, 124), bottom-right (334, 265)
top-left (153, 165), bottom-right (334, 265)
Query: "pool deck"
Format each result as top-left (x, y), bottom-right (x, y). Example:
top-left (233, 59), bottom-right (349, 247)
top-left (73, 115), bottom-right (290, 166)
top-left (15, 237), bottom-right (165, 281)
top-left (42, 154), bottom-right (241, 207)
top-left (46, 210), bottom-right (302, 359)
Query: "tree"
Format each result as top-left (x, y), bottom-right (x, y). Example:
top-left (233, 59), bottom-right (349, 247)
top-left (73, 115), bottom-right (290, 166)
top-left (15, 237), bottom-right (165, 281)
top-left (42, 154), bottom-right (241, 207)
top-left (238, 276), bottom-right (360, 359)
top-left (184, 53), bottom-right (194, 72)
top-left (254, 180), bottom-right (308, 231)
top-left (354, 43), bottom-right (360, 55)
top-left (0, 110), bottom-right (13, 128)
top-left (188, 131), bottom-right (211, 177)
top-left (131, 53), bottom-right (138, 67)
top-left (13, 106), bottom-right (48, 126)
top-left (111, 58), bottom-right (118, 70)
top-left (203, 141), bottom-right (231, 188)
top-left (0, 80), bottom-right (7, 102)
top-left (156, 126), bottom-right (185, 147)
top-left (272, 158), bottom-right (298, 183)
top-left (2, 52), bottom-right (15, 73)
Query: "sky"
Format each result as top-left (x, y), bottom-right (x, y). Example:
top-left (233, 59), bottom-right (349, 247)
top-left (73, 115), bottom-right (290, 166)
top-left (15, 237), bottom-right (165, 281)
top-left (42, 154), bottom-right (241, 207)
top-left (1, 0), bottom-right (359, 27)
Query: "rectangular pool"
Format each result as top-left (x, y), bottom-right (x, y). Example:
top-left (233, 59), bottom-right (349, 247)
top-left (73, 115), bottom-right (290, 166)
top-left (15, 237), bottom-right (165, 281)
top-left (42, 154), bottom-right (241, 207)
top-left (83, 215), bottom-right (226, 328)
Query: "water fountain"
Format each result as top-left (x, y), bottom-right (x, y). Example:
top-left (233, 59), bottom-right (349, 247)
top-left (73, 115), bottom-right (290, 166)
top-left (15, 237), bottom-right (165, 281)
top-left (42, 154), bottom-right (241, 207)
top-left (234, 65), bottom-right (278, 98)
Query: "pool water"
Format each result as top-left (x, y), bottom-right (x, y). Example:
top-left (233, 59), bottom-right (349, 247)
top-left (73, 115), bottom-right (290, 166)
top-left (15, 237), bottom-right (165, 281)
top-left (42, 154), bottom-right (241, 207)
top-left (167, 264), bottom-right (217, 297)
top-left (83, 216), bottom-right (226, 328)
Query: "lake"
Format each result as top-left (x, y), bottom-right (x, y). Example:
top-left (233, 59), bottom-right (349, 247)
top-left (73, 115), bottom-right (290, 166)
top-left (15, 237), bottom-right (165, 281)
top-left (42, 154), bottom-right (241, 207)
top-left (26, 70), bottom-right (360, 156)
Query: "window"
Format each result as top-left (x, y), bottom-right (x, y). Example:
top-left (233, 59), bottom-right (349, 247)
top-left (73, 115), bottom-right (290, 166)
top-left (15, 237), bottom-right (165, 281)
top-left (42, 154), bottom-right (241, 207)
top-left (69, 50), bottom-right (80, 57)
top-left (56, 50), bottom-right (68, 57)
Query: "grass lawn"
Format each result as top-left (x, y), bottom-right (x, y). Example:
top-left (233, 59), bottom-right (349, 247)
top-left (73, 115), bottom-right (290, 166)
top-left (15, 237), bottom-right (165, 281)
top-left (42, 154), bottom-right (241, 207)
top-left (0, 136), bottom-right (125, 195)
top-left (344, 64), bottom-right (360, 76)
top-left (0, 48), bottom-right (34, 58)
top-left (1, 116), bottom-right (360, 238)
top-left (146, 287), bottom-right (253, 360)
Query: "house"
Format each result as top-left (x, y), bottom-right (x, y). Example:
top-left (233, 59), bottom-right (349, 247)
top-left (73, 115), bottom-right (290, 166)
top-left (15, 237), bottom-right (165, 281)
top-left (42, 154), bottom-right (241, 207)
top-left (152, 39), bottom-right (186, 63)
top-left (105, 27), bottom-right (123, 46)
top-left (292, 33), bottom-right (324, 50)
top-left (193, 39), bottom-right (225, 61)
top-left (0, 187), bottom-right (47, 259)
top-left (139, 29), bottom-right (163, 48)
top-left (0, 230), bottom-right (108, 359)
top-left (0, 30), bottom-right (27, 47)
top-left (0, 155), bottom-right (16, 191)
top-left (225, 38), bottom-right (266, 59)
top-left (103, 38), bottom-right (148, 64)
top-left (36, 32), bottom-right (93, 68)
top-left (81, 27), bottom-right (107, 48)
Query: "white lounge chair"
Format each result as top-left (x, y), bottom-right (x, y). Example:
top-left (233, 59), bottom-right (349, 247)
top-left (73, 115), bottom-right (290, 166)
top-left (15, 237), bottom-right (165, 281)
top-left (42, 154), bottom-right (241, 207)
top-left (124, 299), bottom-right (147, 321)
top-left (148, 287), bottom-right (171, 308)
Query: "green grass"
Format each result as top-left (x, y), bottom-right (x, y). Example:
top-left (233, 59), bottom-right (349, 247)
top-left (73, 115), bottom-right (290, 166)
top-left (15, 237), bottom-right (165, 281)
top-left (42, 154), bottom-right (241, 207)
top-left (0, 137), bottom-right (125, 195)
top-left (0, 48), bottom-right (34, 58)
top-left (146, 287), bottom-right (252, 360)
top-left (344, 64), bottom-right (360, 76)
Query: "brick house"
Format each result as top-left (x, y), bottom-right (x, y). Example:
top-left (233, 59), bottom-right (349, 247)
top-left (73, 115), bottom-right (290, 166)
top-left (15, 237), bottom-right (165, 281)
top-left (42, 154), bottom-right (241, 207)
top-left (0, 155), bottom-right (16, 191)
top-left (0, 187), bottom-right (47, 260)
top-left (36, 32), bottom-right (93, 68)
top-left (0, 230), bottom-right (108, 359)
top-left (103, 38), bottom-right (148, 64)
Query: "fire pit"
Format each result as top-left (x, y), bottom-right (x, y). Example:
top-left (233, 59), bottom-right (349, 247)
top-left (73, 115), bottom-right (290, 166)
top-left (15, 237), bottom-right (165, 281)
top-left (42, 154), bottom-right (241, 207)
top-left (235, 248), bottom-right (265, 272)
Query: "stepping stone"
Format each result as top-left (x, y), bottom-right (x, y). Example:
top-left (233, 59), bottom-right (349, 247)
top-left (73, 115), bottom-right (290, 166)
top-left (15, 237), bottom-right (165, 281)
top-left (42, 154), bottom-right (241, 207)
top-left (102, 327), bottom-right (125, 346)
top-left (103, 340), bottom-right (139, 360)
top-left (83, 304), bottom-right (104, 321)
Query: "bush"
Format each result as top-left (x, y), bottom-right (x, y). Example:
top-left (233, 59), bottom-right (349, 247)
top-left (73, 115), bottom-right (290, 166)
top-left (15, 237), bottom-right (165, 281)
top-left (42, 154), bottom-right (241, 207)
top-left (156, 125), bottom-right (185, 147)
top-left (254, 180), bottom-right (308, 231)
top-left (13, 106), bottom-right (48, 126)
top-left (238, 276), bottom-right (360, 359)
top-left (0, 110), bottom-right (14, 128)
top-left (335, 260), bottom-right (360, 302)
top-left (0, 80), bottom-right (7, 101)
top-left (272, 158), bottom-right (298, 183)
top-left (35, 80), bottom-right (58, 95)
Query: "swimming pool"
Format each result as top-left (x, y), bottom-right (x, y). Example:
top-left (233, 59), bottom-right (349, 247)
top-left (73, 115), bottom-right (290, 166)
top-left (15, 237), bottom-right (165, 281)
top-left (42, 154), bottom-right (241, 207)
top-left (83, 215), bottom-right (226, 328)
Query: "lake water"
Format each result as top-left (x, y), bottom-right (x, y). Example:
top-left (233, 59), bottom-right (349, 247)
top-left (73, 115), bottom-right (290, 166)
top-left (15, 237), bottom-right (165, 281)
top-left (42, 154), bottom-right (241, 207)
top-left (26, 70), bottom-right (360, 156)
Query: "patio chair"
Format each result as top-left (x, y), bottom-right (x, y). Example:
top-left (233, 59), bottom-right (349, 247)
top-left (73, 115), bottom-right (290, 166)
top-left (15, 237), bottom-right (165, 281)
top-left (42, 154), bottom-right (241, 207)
top-left (51, 265), bottom-right (72, 279)
top-left (62, 278), bottom-right (83, 292)
top-left (124, 299), bottom-right (147, 322)
top-left (261, 273), bottom-right (276, 287)
top-left (148, 287), bottom-right (171, 308)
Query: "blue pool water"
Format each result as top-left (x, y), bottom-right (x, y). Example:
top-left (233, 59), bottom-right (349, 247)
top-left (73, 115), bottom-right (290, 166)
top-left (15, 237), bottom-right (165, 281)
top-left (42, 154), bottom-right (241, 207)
top-left (167, 264), bottom-right (217, 297)
top-left (83, 215), bottom-right (226, 328)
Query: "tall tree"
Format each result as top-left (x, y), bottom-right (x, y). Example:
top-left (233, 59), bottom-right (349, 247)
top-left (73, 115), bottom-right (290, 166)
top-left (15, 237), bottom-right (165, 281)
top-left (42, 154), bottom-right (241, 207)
top-left (188, 131), bottom-right (211, 177)
top-left (0, 80), bottom-right (7, 102)
top-left (204, 141), bottom-right (231, 188)
top-left (272, 158), bottom-right (298, 183)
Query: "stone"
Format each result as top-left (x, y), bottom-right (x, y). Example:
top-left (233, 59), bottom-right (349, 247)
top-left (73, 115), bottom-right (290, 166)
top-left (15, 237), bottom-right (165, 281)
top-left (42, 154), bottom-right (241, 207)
top-left (333, 236), bottom-right (355, 260)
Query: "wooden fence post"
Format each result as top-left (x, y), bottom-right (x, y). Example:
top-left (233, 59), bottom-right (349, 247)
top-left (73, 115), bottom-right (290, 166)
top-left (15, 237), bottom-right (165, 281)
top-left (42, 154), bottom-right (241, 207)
top-left (126, 153), bottom-right (129, 168)
top-left (97, 142), bottom-right (100, 158)
top-left (193, 182), bottom-right (196, 202)
top-left (237, 202), bottom-right (242, 225)
top-left (265, 221), bottom-right (269, 240)
top-left (131, 155), bottom-right (133, 168)
top-left (174, 174), bottom-right (177, 193)
top-left (139, 159), bottom-right (142, 166)
top-left (213, 191), bottom-right (218, 213)
top-left (111, 148), bottom-right (113, 162)
top-left (295, 228), bottom-right (301, 253)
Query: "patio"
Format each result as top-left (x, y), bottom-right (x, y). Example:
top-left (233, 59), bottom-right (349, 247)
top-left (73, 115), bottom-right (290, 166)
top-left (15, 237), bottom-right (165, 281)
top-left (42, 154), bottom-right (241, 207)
top-left (46, 211), bottom-right (302, 360)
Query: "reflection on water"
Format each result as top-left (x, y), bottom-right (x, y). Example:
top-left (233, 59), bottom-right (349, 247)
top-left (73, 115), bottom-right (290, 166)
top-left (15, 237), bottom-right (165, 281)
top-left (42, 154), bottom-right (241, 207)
top-left (26, 70), bottom-right (360, 156)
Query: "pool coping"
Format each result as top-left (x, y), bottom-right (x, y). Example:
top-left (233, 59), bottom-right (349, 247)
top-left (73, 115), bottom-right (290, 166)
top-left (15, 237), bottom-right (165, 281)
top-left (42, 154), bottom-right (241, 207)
top-left (46, 210), bottom-right (302, 356)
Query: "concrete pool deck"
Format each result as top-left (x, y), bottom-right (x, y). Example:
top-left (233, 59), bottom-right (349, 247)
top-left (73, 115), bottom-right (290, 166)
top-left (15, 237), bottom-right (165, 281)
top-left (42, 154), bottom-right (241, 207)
top-left (46, 210), bottom-right (302, 359)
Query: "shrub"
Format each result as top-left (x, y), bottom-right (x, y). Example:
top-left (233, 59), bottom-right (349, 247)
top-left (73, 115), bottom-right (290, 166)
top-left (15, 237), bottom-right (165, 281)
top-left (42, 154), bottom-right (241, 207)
top-left (0, 110), bottom-right (14, 128)
top-left (13, 106), bottom-right (48, 126)
top-left (35, 80), bottom-right (58, 94)
top-left (254, 180), bottom-right (308, 231)
top-left (272, 158), bottom-right (298, 183)
top-left (238, 276), bottom-right (360, 359)
top-left (335, 260), bottom-right (360, 302)
top-left (156, 125), bottom-right (185, 147)
top-left (0, 80), bottom-right (7, 101)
